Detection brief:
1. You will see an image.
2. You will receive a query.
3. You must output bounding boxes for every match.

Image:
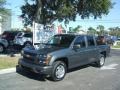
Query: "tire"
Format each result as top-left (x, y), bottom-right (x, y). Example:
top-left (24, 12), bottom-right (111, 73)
top-left (23, 42), bottom-right (32, 48)
top-left (96, 54), bottom-right (105, 67)
top-left (0, 44), bottom-right (5, 53)
top-left (50, 61), bottom-right (67, 81)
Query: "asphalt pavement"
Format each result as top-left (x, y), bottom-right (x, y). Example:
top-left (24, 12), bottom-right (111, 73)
top-left (0, 49), bottom-right (120, 90)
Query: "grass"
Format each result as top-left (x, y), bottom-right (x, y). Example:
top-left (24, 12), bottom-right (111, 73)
top-left (112, 45), bottom-right (120, 48)
top-left (0, 56), bottom-right (19, 70)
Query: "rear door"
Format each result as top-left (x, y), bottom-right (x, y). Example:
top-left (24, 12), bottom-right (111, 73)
top-left (86, 36), bottom-right (99, 63)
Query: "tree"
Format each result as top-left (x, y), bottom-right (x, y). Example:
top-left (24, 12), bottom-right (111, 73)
top-left (0, 0), bottom-right (10, 23)
top-left (21, 0), bottom-right (113, 26)
top-left (87, 27), bottom-right (96, 35)
top-left (109, 27), bottom-right (120, 37)
top-left (0, 0), bottom-right (10, 15)
top-left (69, 25), bottom-right (81, 33)
top-left (97, 25), bottom-right (105, 35)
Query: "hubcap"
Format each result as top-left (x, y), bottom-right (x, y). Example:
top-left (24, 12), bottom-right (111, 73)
top-left (100, 57), bottom-right (105, 66)
top-left (0, 45), bottom-right (3, 53)
top-left (55, 65), bottom-right (65, 79)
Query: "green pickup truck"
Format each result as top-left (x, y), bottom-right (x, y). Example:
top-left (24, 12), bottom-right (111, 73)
top-left (18, 34), bottom-right (110, 81)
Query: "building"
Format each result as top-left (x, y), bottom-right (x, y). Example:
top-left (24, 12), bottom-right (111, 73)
top-left (0, 10), bottom-right (12, 34)
top-left (78, 30), bottom-right (87, 34)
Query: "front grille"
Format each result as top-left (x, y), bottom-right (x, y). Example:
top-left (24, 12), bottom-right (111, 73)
top-left (23, 51), bottom-right (37, 62)
top-left (24, 51), bottom-right (37, 56)
top-left (23, 51), bottom-right (38, 64)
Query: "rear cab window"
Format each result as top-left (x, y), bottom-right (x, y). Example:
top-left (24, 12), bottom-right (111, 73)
top-left (96, 36), bottom-right (106, 45)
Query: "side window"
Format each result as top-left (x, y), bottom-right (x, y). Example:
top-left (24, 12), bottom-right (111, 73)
top-left (17, 32), bottom-right (23, 37)
top-left (24, 33), bottom-right (32, 38)
top-left (74, 36), bottom-right (86, 48)
top-left (87, 36), bottom-right (95, 46)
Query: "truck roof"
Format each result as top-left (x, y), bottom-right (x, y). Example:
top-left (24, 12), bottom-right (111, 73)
top-left (55, 34), bottom-right (94, 37)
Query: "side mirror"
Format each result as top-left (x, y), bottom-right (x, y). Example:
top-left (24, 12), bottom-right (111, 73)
top-left (73, 44), bottom-right (81, 50)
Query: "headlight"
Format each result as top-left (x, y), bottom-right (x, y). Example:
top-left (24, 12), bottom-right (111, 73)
top-left (38, 54), bottom-right (52, 65)
top-left (44, 55), bottom-right (52, 65)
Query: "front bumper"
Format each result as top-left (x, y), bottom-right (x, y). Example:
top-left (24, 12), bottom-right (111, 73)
top-left (18, 58), bottom-right (52, 75)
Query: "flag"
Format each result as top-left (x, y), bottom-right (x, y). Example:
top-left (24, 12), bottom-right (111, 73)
top-left (58, 25), bottom-right (63, 34)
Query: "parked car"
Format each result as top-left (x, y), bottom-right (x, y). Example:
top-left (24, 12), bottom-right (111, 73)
top-left (97, 36), bottom-right (114, 45)
top-left (117, 37), bottom-right (120, 41)
top-left (14, 31), bottom-right (33, 48)
top-left (1, 31), bottom-right (21, 45)
top-left (18, 34), bottom-right (110, 81)
top-left (0, 38), bottom-right (9, 53)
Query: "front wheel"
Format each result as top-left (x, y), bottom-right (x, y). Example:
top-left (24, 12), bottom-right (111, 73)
top-left (50, 61), bottom-right (67, 81)
top-left (96, 54), bottom-right (105, 67)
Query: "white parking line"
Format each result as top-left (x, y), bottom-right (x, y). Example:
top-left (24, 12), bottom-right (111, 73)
top-left (101, 63), bottom-right (118, 70)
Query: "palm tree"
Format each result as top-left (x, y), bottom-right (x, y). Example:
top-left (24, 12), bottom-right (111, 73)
top-left (109, 27), bottom-right (120, 37)
top-left (0, 0), bottom-right (10, 14)
top-left (69, 25), bottom-right (82, 33)
top-left (88, 27), bottom-right (96, 35)
top-left (97, 25), bottom-right (105, 35)
top-left (0, 0), bottom-right (10, 22)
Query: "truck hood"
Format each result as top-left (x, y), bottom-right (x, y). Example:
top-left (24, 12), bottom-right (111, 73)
top-left (38, 47), bottom-right (65, 55)
top-left (23, 46), bottom-right (66, 55)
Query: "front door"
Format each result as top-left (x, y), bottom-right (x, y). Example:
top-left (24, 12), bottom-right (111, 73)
top-left (69, 36), bottom-right (88, 68)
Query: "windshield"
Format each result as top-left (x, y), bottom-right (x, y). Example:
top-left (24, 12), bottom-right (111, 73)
top-left (47, 35), bottom-right (75, 47)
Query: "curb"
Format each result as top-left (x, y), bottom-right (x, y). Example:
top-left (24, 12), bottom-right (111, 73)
top-left (0, 68), bottom-right (16, 75)
top-left (0, 54), bottom-right (21, 57)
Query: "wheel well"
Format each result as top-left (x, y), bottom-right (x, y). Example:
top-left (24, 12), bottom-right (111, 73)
top-left (100, 51), bottom-right (106, 57)
top-left (24, 41), bottom-right (32, 45)
top-left (55, 57), bottom-right (69, 69)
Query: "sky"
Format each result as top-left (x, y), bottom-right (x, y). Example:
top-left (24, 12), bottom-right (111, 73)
top-left (6, 0), bottom-right (120, 30)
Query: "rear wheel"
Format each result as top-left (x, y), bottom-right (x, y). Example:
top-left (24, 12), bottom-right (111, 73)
top-left (96, 54), bottom-right (105, 67)
top-left (51, 61), bottom-right (67, 81)
top-left (0, 44), bottom-right (5, 53)
top-left (23, 42), bottom-right (32, 48)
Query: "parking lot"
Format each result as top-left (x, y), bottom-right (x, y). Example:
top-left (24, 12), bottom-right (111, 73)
top-left (0, 49), bottom-right (120, 90)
